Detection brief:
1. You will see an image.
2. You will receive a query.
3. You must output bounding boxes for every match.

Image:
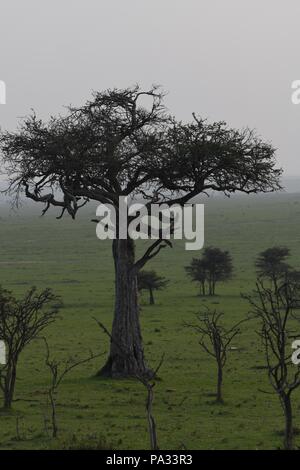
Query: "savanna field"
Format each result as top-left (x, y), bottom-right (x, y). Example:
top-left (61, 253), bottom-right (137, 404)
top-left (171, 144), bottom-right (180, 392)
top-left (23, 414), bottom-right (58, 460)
top-left (0, 192), bottom-right (300, 450)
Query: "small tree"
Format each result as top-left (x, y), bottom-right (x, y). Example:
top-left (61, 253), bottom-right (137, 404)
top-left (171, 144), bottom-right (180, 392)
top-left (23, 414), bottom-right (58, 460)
top-left (255, 246), bottom-right (290, 286)
top-left (136, 355), bottom-right (164, 450)
top-left (42, 337), bottom-right (104, 438)
top-left (186, 309), bottom-right (243, 403)
top-left (185, 258), bottom-right (207, 296)
top-left (245, 279), bottom-right (300, 450)
top-left (138, 270), bottom-right (169, 305)
top-left (203, 247), bottom-right (233, 296)
top-left (0, 287), bottom-right (61, 409)
top-left (185, 247), bottom-right (233, 296)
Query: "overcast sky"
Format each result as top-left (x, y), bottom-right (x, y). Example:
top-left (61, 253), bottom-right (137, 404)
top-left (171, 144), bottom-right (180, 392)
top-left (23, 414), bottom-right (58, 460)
top-left (0, 0), bottom-right (300, 176)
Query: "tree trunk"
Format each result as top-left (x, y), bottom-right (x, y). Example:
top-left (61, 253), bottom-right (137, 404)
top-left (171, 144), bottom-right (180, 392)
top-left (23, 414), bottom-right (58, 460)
top-left (146, 383), bottom-right (159, 450)
top-left (209, 276), bottom-right (214, 296)
top-left (216, 363), bottom-right (223, 403)
top-left (98, 239), bottom-right (149, 378)
top-left (49, 390), bottom-right (58, 438)
top-left (3, 363), bottom-right (17, 409)
top-left (199, 282), bottom-right (205, 296)
top-left (282, 394), bottom-right (293, 450)
top-left (211, 275), bottom-right (216, 296)
top-left (149, 288), bottom-right (155, 305)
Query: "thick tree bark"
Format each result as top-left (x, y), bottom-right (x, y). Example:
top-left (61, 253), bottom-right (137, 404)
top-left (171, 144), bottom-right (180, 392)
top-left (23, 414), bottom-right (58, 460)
top-left (282, 393), bottom-right (293, 450)
top-left (98, 239), bottom-right (149, 378)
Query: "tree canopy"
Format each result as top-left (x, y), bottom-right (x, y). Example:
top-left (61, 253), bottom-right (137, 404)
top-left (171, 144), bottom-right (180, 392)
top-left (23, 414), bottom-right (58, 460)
top-left (1, 85), bottom-right (282, 219)
top-left (255, 246), bottom-right (290, 283)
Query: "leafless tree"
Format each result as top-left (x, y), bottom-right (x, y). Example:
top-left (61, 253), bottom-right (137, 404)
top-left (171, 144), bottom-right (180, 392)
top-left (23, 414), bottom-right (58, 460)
top-left (42, 337), bottom-right (104, 438)
top-left (94, 318), bottom-right (163, 450)
top-left (0, 287), bottom-right (61, 409)
top-left (245, 279), bottom-right (300, 450)
top-left (186, 309), bottom-right (244, 403)
top-left (136, 355), bottom-right (164, 451)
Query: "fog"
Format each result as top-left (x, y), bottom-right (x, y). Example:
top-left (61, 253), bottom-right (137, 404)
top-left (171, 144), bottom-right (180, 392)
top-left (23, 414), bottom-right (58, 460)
top-left (0, 0), bottom-right (300, 176)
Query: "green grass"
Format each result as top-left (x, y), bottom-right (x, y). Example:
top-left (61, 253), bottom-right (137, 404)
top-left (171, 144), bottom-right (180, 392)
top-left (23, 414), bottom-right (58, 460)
top-left (0, 192), bottom-right (300, 450)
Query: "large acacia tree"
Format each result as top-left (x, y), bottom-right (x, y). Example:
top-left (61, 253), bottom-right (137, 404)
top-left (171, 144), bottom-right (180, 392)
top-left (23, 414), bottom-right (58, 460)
top-left (0, 85), bottom-right (281, 378)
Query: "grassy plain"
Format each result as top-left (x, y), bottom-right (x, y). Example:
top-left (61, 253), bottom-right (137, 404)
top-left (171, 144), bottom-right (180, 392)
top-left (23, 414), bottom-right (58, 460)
top-left (0, 192), bottom-right (300, 449)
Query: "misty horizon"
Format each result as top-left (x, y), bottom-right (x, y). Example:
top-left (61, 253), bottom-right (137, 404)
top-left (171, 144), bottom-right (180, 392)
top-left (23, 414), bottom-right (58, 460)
top-left (0, 0), bottom-right (300, 177)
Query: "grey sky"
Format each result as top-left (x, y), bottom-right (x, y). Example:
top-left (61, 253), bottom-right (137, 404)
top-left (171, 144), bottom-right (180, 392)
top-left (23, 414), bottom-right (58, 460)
top-left (0, 0), bottom-right (299, 175)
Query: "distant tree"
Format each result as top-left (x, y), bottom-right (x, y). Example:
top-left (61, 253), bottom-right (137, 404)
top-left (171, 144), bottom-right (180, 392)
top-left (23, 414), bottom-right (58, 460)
top-left (0, 85), bottom-right (281, 377)
top-left (138, 270), bottom-right (169, 305)
top-left (245, 279), bottom-right (300, 450)
top-left (255, 246), bottom-right (290, 285)
top-left (286, 270), bottom-right (300, 308)
top-left (202, 247), bottom-right (233, 296)
top-left (0, 287), bottom-right (61, 409)
top-left (185, 248), bottom-right (233, 296)
top-left (186, 309), bottom-right (244, 403)
top-left (185, 258), bottom-right (207, 296)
